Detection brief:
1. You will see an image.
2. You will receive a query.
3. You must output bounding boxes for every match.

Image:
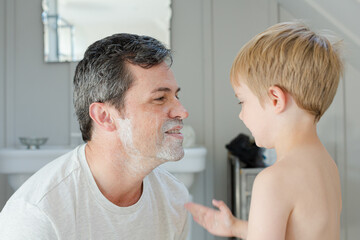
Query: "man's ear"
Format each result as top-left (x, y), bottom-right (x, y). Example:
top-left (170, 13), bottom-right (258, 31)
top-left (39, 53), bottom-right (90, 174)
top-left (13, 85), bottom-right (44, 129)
top-left (89, 102), bottom-right (116, 132)
top-left (268, 86), bottom-right (287, 113)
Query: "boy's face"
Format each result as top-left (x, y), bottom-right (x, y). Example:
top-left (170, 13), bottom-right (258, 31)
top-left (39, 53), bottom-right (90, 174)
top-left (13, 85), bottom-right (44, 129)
top-left (115, 62), bottom-right (189, 163)
top-left (233, 79), bottom-right (273, 148)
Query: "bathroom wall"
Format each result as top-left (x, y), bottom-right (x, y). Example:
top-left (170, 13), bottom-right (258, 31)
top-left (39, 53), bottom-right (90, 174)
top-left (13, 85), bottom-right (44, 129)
top-left (211, 1), bottom-right (277, 221)
top-left (344, 64), bottom-right (360, 240)
top-left (0, 0), bottom-right (5, 147)
top-left (171, 0), bottom-right (208, 238)
top-left (0, 0), bottom-right (7, 206)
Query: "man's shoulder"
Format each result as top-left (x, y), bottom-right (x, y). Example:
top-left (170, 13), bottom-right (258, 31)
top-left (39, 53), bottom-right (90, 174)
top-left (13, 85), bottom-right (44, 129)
top-left (9, 146), bottom-right (83, 206)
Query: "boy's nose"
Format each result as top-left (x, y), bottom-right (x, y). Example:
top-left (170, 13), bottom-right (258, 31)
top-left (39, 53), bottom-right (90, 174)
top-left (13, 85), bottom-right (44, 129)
top-left (238, 110), bottom-right (243, 121)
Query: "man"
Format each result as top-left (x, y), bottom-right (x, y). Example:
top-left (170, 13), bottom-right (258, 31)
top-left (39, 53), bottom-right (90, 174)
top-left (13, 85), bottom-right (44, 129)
top-left (0, 33), bottom-right (190, 239)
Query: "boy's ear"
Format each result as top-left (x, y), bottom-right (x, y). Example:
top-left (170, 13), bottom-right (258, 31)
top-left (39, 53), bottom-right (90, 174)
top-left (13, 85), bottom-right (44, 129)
top-left (268, 86), bottom-right (287, 113)
top-left (89, 102), bottom-right (116, 132)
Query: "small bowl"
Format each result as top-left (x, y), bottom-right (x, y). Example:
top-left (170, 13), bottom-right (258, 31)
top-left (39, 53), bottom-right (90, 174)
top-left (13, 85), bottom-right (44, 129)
top-left (19, 137), bottom-right (48, 149)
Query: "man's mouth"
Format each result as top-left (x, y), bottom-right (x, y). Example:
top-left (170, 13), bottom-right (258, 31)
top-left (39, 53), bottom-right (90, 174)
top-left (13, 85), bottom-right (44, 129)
top-left (166, 129), bottom-right (181, 134)
top-left (165, 126), bottom-right (183, 139)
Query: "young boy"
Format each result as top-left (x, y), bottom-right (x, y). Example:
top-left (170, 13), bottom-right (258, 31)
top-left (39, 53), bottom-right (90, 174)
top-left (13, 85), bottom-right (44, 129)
top-left (185, 22), bottom-right (343, 240)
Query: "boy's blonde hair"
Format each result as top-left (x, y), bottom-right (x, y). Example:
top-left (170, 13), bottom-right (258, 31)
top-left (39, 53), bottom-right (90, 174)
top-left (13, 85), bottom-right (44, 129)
top-left (230, 21), bottom-right (343, 122)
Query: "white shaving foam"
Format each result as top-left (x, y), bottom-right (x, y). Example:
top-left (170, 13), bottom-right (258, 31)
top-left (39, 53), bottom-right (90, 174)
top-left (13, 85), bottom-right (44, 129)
top-left (116, 117), bottom-right (184, 175)
top-left (156, 119), bottom-right (184, 162)
top-left (116, 118), bottom-right (135, 150)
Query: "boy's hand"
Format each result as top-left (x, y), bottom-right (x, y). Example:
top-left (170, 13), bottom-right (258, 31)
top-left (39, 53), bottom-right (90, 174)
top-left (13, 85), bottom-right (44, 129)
top-left (184, 199), bottom-right (235, 237)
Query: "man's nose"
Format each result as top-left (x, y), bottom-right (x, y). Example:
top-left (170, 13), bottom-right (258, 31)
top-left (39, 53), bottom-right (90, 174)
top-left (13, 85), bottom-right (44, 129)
top-left (170, 99), bottom-right (189, 120)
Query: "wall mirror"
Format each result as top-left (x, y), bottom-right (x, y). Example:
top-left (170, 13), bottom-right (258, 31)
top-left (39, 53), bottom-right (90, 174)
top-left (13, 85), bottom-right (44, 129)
top-left (42, 0), bottom-right (172, 62)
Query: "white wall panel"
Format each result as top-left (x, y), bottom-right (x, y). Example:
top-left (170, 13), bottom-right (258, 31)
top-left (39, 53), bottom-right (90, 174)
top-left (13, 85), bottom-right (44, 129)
top-left (0, 0), bottom-right (5, 147)
top-left (171, 1), bottom-right (208, 238)
top-left (345, 64), bottom-right (360, 240)
top-left (212, 0), bottom-right (275, 211)
top-left (171, 0), bottom-right (205, 144)
top-left (0, 0), bottom-right (7, 210)
top-left (12, 0), bottom-right (71, 147)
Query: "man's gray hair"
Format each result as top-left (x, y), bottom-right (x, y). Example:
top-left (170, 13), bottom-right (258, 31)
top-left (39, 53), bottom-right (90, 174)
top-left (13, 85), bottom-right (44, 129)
top-left (73, 33), bottom-right (172, 142)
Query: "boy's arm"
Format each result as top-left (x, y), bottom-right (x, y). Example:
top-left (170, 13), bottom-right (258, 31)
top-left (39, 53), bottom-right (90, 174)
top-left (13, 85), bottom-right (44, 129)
top-left (246, 166), bottom-right (293, 240)
top-left (185, 199), bottom-right (248, 239)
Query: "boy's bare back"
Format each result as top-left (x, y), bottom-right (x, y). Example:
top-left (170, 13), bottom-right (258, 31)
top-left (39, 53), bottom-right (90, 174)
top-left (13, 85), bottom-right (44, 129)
top-left (248, 142), bottom-right (342, 240)
top-left (283, 145), bottom-right (341, 240)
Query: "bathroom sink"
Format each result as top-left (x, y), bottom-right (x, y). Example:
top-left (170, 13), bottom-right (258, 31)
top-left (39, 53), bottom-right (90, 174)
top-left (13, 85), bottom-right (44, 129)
top-left (0, 147), bottom-right (72, 174)
top-left (0, 146), bottom-right (207, 190)
top-left (161, 147), bottom-right (207, 173)
top-left (161, 146), bottom-right (207, 188)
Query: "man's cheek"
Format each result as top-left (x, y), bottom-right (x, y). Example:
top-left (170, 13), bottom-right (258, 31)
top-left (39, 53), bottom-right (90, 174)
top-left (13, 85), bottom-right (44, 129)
top-left (135, 117), bottom-right (162, 144)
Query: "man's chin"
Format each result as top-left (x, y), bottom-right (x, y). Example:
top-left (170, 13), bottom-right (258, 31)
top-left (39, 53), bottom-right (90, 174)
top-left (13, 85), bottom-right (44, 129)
top-left (156, 146), bottom-right (184, 162)
top-left (171, 150), bottom-right (185, 162)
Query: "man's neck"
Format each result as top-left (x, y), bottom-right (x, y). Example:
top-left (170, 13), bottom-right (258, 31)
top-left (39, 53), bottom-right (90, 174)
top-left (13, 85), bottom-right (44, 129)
top-left (85, 141), bottom-right (150, 207)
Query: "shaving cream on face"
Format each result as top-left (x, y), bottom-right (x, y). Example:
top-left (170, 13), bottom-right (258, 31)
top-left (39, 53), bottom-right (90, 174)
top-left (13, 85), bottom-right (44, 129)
top-left (156, 119), bottom-right (184, 162)
top-left (116, 117), bottom-right (150, 174)
top-left (116, 117), bottom-right (155, 158)
top-left (116, 118), bottom-right (135, 151)
top-left (116, 115), bottom-right (184, 173)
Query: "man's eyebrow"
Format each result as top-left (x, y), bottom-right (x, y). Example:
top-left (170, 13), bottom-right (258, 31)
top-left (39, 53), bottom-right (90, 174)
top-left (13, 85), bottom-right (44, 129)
top-left (151, 87), bottom-right (181, 93)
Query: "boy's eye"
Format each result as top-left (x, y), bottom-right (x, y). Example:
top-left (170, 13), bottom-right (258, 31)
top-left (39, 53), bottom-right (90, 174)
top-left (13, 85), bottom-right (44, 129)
top-left (238, 101), bottom-right (243, 105)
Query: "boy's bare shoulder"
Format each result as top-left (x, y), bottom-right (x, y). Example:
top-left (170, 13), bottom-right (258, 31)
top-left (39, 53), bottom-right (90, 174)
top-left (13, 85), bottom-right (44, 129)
top-left (253, 148), bottom-right (341, 209)
top-left (252, 158), bottom-right (305, 202)
top-left (255, 159), bottom-right (297, 187)
top-left (252, 162), bottom-right (297, 205)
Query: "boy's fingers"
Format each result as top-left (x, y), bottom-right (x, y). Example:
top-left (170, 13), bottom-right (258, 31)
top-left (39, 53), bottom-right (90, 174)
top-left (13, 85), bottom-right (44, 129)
top-left (185, 202), bottom-right (210, 217)
top-left (212, 199), bottom-right (228, 211)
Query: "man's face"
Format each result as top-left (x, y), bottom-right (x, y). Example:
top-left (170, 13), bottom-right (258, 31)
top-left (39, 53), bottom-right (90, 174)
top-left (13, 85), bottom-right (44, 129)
top-left (116, 62), bottom-right (189, 163)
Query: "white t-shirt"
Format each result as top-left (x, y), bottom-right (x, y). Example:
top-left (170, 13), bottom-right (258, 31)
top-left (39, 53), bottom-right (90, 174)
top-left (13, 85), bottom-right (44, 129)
top-left (0, 144), bottom-right (189, 240)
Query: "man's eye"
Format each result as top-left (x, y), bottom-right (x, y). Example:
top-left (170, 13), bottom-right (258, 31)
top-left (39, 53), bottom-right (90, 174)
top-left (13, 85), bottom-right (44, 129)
top-left (155, 97), bottom-right (165, 101)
